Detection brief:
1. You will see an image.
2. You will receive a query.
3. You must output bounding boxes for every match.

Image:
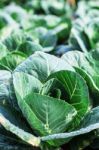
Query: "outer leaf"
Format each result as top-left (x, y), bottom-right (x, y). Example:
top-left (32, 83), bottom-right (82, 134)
top-left (85, 18), bottom-right (99, 49)
top-left (40, 31), bottom-right (57, 52)
top-left (62, 50), bottom-right (99, 105)
top-left (0, 51), bottom-right (26, 71)
top-left (0, 128), bottom-right (36, 150)
top-left (0, 70), bottom-right (11, 100)
top-left (52, 22), bottom-right (71, 41)
top-left (0, 102), bottom-right (40, 147)
top-left (3, 29), bottom-right (31, 51)
top-left (13, 72), bottom-right (43, 99)
top-left (14, 51), bottom-right (74, 83)
top-left (41, 0), bottom-right (66, 16)
top-left (69, 19), bottom-right (91, 52)
top-left (41, 107), bottom-right (99, 141)
top-left (0, 11), bottom-right (15, 29)
top-left (18, 41), bottom-right (43, 56)
top-left (0, 42), bottom-right (9, 59)
top-left (4, 3), bottom-right (27, 22)
top-left (0, 70), bottom-right (19, 110)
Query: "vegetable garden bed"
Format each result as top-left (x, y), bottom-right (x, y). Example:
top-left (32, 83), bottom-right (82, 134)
top-left (0, 0), bottom-right (99, 150)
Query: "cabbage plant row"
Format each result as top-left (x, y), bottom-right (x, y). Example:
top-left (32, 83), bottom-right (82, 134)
top-left (0, 0), bottom-right (99, 150)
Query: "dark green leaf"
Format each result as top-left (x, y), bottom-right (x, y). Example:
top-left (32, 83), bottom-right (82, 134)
top-left (18, 41), bottom-right (43, 56)
top-left (48, 70), bottom-right (90, 129)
